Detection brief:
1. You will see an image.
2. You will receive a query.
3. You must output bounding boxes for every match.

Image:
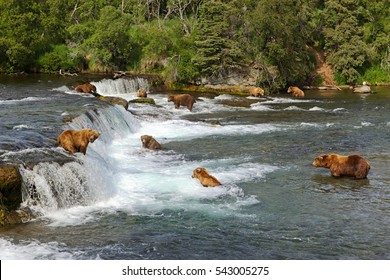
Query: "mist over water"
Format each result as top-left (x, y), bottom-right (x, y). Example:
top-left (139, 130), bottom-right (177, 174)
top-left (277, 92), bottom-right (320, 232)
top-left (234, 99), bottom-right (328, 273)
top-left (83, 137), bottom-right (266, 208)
top-left (1, 76), bottom-right (390, 260)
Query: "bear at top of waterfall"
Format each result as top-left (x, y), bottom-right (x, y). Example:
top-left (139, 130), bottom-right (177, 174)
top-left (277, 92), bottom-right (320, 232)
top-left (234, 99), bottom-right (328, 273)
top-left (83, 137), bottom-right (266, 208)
top-left (137, 88), bottom-right (147, 98)
top-left (287, 86), bottom-right (304, 98)
top-left (312, 154), bottom-right (370, 179)
top-left (57, 128), bottom-right (101, 155)
top-left (75, 83), bottom-right (97, 94)
top-left (167, 94), bottom-right (196, 111)
top-left (140, 135), bottom-right (162, 150)
top-left (192, 167), bottom-right (222, 187)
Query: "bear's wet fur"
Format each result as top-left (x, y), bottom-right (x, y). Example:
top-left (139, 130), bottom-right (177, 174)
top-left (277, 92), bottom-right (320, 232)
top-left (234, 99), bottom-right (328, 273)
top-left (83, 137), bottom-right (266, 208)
top-left (140, 135), bottom-right (162, 150)
top-left (168, 94), bottom-right (196, 111)
top-left (57, 128), bottom-right (100, 155)
top-left (312, 154), bottom-right (370, 179)
top-left (287, 86), bottom-right (304, 97)
top-left (192, 167), bottom-right (222, 187)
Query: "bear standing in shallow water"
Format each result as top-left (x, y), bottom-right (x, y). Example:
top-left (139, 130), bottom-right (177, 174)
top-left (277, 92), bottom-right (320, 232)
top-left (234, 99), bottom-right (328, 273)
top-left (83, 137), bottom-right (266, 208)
top-left (168, 94), bottom-right (196, 111)
top-left (287, 86), bottom-right (304, 97)
top-left (312, 154), bottom-right (370, 179)
top-left (75, 83), bottom-right (97, 94)
top-left (57, 128), bottom-right (100, 155)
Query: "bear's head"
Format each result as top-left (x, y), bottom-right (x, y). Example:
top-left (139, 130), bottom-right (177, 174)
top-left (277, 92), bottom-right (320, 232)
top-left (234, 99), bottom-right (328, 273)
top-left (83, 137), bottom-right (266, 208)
top-left (88, 84), bottom-right (97, 94)
top-left (192, 167), bottom-right (207, 179)
top-left (312, 155), bottom-right (333, 168)
top-left (287, 86), bottom-right (294, 93)
top-left (140, 135), bottom-right (152, 146)
top-left (167, 95), bottom-right (175, 102)
top-left (86, 129), bottom-right (100, 143)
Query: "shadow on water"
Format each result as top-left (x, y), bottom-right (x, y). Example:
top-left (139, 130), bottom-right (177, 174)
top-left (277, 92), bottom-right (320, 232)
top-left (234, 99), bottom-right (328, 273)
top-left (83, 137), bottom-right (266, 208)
top-left (310, 174), bottom-right (371, 192)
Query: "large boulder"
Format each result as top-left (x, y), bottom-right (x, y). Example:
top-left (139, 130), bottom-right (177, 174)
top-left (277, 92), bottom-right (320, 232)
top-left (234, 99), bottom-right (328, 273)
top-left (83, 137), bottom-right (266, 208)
top-left (0, 164), bottom-right (22, 211)
top-left (353, 85), bottom-right (371, 93)
top-left (0, 163), bottom-right (24, 226)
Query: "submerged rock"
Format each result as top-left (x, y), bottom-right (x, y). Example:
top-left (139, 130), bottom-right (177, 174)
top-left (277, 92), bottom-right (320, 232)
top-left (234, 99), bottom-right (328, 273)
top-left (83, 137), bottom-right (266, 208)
top-left (129, 98), bottom-right (156, 105)
top-left (98, 95), bottom-right (129, 110)
top-left (1, 207), bottom-right (36, 226)
top-left (353, 85), bottom-right (371, 94)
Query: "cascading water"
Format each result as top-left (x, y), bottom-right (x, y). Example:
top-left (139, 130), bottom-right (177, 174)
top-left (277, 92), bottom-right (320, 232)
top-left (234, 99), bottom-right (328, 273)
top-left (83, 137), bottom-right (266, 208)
top-left (91, 77), bottom-right (149, 98)
top-left (19, 105), bottom-right (141, 215)
top-left (3, 76), bottom-right (390, 260)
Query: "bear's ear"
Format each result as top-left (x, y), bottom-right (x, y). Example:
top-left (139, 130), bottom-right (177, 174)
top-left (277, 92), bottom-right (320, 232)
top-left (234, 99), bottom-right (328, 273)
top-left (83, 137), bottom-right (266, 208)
top-left (196, 168), bottom-right (202, 174)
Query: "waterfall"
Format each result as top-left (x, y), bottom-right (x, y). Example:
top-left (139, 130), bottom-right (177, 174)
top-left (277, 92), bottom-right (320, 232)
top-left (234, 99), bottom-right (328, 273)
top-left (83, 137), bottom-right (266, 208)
top-left (91, 77), bottom-right (149, 98)
top-left (19, 105), bottom-right (141, 214)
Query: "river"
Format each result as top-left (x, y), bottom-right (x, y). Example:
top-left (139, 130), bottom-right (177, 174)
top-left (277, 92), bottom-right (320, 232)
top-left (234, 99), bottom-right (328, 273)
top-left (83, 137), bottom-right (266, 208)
top-left (1, 74), bottom-right (389, 259)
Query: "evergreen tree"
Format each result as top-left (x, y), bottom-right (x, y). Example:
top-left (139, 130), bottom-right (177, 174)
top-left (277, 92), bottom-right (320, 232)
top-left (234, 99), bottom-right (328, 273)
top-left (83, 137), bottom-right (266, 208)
top-left (192, 0), bottom-right (244, 79)
top-left (250, 0), bottom-right (313, 89)
top-left (323, 0), bottom-right (368, 84)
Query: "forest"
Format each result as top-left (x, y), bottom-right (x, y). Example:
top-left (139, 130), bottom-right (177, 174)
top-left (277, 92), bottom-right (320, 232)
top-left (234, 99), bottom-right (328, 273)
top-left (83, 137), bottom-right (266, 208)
top-left (0, 0), bottom-right (389, 91)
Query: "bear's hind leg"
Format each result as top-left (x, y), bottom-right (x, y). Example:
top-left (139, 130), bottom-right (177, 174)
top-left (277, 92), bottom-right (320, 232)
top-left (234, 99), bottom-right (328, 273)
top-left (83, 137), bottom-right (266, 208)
top-left (61, 143), bottom-right (78, 154)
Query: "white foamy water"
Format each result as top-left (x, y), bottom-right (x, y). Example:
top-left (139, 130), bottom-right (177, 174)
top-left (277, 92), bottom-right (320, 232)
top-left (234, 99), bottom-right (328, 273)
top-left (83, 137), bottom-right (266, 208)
top-left (0, 238), bottom-right (73, 260)
top-left (13, 97), bottom-right (288, 229)
top-left (3, 78), bottom-right (390, 261)
top-left (0, 97), bottom-right (48, 104)
top-left (261, 97), bottom-right (315, 104)
top-left (91, 77), bottom-right (149, 99)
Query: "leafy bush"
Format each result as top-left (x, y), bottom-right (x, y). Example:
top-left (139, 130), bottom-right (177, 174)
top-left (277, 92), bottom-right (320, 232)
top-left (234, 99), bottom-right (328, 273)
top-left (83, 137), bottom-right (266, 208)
top-left (38, 44), bottom-right (82, 73)
top-left (362, 64), bottom-right (390, 84)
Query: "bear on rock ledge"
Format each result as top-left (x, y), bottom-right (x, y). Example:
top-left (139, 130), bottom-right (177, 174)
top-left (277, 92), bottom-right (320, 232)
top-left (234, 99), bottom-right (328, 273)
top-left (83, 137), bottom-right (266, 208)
top-left (57, 128), bottom-right (100, 155)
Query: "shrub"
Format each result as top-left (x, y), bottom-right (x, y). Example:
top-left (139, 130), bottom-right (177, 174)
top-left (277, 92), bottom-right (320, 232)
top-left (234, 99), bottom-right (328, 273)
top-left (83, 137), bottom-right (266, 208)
top-left (38, 44), bottom-right (83, 73)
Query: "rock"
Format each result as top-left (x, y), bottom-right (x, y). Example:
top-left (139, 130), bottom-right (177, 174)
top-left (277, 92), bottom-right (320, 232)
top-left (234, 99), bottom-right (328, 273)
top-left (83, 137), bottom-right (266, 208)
top-left (0, 206), bottom-right (35, 226)
top-left (353, 85), bottom-right (371, 94)
top-left (129, 98), bottom-right (156, 105)
top-left (0, 164), bottom-right (22, 211)
top-left (0, 163), bottom-right (25, 226)
top-left (98, 96), bottom-right (129, 110)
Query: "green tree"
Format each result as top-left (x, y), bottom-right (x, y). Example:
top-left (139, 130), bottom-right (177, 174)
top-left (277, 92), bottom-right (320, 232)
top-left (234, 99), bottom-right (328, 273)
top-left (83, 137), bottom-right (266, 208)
top-left (0, 0), bottom-right (44, 71)
top-left (323, 0), bottom-right (369, 84)
top-left (193, 0), bottom-right (245, 79)
top-left (83, 6), bottom-right (133, 71)
top-left (250, 0), bottom-right (313, 90)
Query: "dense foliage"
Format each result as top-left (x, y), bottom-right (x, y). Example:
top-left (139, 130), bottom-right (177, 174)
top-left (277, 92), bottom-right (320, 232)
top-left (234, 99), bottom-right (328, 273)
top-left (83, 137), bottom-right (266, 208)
top-left (0, 0), bottom-right (389, 89)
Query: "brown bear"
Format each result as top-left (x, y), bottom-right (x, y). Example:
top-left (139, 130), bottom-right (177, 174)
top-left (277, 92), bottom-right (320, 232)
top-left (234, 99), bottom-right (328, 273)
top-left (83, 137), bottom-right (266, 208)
top-left (287, 86), bottom-right (304, 98)
top-left (137, 88), bottom-right (147, 98)
top-left (57, 128), bottom-right (100, 155)
top-left (248, 86), bottom-right (265, 97)
top-left (168, 94), bottom-right (196, 111)
top-left (312, 154), bottom-right (370, 179)
top-left (75, 83), bottom-right (97, 94)
top-left (192, 167), bottom-right (222, 187)
top-left (140, 135), bottom-right (162, 150)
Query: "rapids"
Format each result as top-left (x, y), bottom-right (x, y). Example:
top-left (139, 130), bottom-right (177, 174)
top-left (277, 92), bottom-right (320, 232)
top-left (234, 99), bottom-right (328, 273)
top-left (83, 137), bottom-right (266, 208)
top-left (1, 75), bottom-right (390, 259)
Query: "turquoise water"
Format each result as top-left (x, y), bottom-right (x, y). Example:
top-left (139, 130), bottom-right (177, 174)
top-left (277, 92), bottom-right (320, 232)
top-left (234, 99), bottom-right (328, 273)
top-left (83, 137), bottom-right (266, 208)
top-left (1, 75), bottom-right (390, 259)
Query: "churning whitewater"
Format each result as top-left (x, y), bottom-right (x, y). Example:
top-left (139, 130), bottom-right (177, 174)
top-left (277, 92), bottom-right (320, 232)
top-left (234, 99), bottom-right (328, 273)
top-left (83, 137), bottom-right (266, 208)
top-left (19, 84), bottom-right (277, 226)
top-left (1, 76), bottom-right (390, 259)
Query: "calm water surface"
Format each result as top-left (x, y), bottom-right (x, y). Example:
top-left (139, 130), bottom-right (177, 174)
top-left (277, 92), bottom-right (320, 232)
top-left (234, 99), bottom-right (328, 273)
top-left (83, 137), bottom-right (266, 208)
top-left (0, 75), bottom-right (389, 259)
